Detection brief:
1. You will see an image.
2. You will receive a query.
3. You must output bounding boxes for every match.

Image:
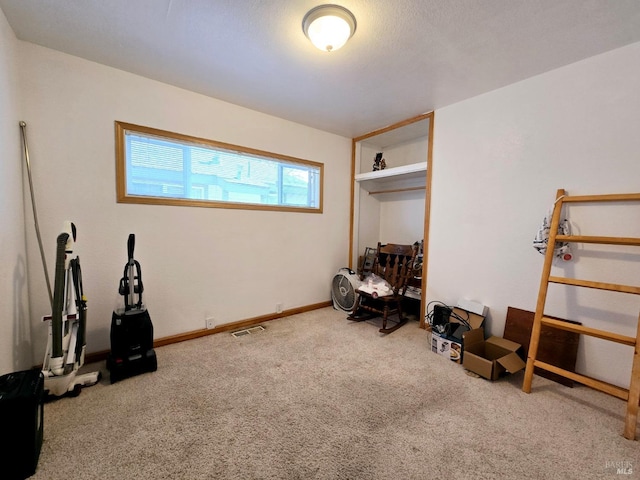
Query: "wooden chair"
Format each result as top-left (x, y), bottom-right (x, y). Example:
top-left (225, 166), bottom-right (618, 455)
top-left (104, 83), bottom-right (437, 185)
top-left (348, 242), bottom-right (418, 334)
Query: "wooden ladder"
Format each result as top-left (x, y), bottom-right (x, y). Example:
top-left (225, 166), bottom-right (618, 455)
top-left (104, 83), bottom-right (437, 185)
top-left (522, 188), bottom-right (640, 440)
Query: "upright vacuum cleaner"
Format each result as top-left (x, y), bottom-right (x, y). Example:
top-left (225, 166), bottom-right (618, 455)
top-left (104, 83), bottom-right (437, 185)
top-left (20, 122), bottom-right (100, 398)
top-left (41, 222), bottom-right (101, 397)
top-left (107, 234), bottom-right (157, 383)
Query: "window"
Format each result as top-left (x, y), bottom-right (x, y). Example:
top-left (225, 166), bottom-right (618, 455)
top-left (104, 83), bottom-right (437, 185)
top-left (115, 122), bottom-right (323, 213)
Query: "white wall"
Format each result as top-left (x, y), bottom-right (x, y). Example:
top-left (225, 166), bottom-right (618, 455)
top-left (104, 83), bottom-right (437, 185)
top-left (0, 9), bottom-right (31, 375)
top-left (17, 42), bottom-right (352, 364)
top-left (379, 192), bottom-right (425, 244)
top-left (428, 42), bottom-right (640, 388)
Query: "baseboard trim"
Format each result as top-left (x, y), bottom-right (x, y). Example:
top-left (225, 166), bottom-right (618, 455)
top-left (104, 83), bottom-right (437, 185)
top-left (84, 300), bottom-right (332, 365)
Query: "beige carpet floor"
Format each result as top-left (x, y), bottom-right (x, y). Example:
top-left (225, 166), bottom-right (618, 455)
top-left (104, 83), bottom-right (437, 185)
top-left (32, 307), bottom-right (638, 479)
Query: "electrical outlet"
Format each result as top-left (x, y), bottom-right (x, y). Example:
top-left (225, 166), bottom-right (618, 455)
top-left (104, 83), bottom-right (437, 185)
top-left (206, 317), bottom-right (215, 329)
top-left (276, 303), bottom-right (283, 314)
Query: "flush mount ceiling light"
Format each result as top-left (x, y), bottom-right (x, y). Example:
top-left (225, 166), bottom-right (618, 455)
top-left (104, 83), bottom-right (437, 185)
top-left (302, 4), bottom-right (357, 52)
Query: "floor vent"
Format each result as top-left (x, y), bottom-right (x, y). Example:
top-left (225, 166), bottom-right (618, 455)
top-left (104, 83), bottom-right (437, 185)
top-left (231, 325), bottom-right (265, 338)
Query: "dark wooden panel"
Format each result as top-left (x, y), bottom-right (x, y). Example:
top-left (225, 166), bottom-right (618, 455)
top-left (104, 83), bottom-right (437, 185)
top-left (504, 307), bottom-right (581, 387)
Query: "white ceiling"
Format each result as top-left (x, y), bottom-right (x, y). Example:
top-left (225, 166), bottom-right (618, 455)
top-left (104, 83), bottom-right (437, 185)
top-left (2, 0), bottom-right (640, 138)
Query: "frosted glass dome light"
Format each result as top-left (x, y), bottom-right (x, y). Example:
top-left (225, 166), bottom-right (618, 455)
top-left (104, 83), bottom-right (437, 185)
top-left (302, 5), bottom-right (357, 52)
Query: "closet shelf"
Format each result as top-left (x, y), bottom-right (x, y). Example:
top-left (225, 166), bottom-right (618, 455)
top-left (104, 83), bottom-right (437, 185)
top-left (354, 162), bottom-right (427, 193)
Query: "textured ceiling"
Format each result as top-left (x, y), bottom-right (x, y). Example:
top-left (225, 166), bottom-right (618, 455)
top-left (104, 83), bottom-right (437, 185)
top-left (2, 0), bottom-right (640, 138)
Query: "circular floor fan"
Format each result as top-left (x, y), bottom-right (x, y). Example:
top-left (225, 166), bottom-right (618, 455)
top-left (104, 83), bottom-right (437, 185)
top-left (331, 268), bottom-right (362, 314)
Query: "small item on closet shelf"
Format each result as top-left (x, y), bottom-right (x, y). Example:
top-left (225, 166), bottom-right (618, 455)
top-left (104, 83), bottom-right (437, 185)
top-left (372, 152), bottom-right (386, 171)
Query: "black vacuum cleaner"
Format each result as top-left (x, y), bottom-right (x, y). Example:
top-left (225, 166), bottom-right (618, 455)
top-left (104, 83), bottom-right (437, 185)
top-left (107, 234), bottom-right (157, 383)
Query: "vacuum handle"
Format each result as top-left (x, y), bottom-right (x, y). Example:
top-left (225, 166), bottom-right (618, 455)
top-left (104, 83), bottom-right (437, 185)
top-left (51, 232), bottom-right (70, 360)
top-left (127, 234), bottom-right (135, 263)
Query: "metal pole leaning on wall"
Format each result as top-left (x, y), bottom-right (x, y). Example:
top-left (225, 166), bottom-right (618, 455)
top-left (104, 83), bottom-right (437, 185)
top-left (19, 121), bottom-right (53, 309)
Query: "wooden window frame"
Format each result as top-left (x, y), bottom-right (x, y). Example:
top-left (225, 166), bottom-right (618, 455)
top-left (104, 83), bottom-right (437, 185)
top-left (115, 121), bottom-right (324, 213)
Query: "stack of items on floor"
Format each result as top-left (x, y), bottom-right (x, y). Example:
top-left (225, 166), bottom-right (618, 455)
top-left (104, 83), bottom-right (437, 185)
top-left (427, 299), bottom-right (526, 380)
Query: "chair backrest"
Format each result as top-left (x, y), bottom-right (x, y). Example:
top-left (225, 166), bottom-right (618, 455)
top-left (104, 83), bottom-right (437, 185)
top-left (372, 242), bottom-right (418, 295)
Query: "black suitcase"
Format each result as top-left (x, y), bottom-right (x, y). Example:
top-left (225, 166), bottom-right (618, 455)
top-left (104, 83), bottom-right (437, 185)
top-left (107, 234), bottom-right (157, 383)
top-left (0, 369), bottom-right (44, 479)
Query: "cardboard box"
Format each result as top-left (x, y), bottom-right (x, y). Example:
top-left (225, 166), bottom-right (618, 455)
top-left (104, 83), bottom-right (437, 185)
top-left (429, 307), bottom-right (486, 364)
top-left (462, 328), bottom-right (526, 380)
top-left (430, 332), bottom-right (462, 362)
